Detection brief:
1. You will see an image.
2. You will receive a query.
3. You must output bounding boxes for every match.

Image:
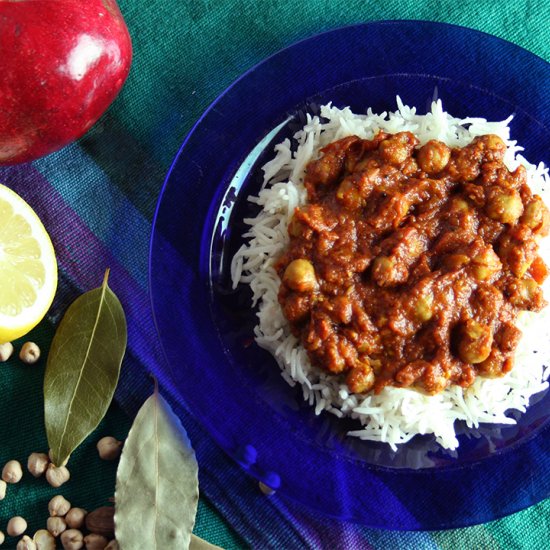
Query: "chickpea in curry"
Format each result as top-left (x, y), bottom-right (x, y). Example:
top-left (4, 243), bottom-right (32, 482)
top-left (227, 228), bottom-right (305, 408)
top-left (276, 131), bottom-right (550, 394)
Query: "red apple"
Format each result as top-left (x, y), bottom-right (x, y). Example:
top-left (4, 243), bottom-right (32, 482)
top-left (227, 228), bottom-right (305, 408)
top-left (0, 0), bottom-right (132, 164)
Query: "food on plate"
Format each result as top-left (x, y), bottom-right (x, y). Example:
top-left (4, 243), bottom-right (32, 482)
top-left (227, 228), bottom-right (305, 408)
top-left (232, 100), bottom-right (550, 449)
top-left (276, 130), bottom-right (548, 396)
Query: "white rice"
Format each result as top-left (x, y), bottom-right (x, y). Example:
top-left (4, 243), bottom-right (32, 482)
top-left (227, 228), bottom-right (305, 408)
top-left (231, 99), bottom-right (550, 450)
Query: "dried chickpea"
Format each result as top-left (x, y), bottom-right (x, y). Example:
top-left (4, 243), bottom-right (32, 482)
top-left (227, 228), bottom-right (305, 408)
top-left (0, 479), bottom-right (6, 500)
top-left (27, 452), bottom-right (49, 478)
top-left (19, 342), bottom-right (41, 364)
top-left (7, 516), bottom-right (27, 537)
top-left (60, 529), bottom-right (83, 550)
top-left (16, 535), bottom-right (36, 550)
top-left (33, 529), bottom-right (56, 550)
top-left (0, 342), bottom-right (14, 362)
top-left (2, 460), bottom-right (23, 483)
top-left (49, 495), bottom-right (71, 517)
top-left (47, 517), bottom-right (67, 538)
top-left (45, 464), bottom-right (70, 488)
top-left (96, 437), bottom-right (123, 461)
top-left (65, 508), bottom-right (87, 530)
top-left (0, 531), bottom-right (4, 545)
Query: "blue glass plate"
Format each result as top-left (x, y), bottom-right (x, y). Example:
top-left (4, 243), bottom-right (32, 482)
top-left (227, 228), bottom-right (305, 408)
top-left (149, 21), bottom-right (550, 529)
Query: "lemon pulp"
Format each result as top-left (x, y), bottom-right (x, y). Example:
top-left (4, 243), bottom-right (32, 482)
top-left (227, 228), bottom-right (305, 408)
top-left (0, 184), bottom-right (57, 343)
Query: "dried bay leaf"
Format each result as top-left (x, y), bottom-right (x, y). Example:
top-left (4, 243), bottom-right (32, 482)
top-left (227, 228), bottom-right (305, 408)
top-left (114, 384), bottom-right (199, 550)
top-left (44, 269), bottom-right (127, 466)
top-left (190, 534), bottom-right (223, 549)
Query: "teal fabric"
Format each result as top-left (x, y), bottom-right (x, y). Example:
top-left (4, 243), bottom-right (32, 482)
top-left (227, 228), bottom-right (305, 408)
top-left (0, 1), bottom-right (548, 549)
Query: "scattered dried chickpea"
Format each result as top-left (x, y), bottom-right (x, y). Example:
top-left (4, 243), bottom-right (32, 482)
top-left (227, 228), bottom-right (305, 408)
top-left (19, 342), bottom-right (41, 364)
top-left (33, 529), bottom-right (56, 550)
top-left (83, 533), bottom-right (109, 550)
top-left (16, 535), bottom-right (36, 550)
top-left (7, 516), bottom-right (27, 537)
top-left (45, 464), bottom-right (70, 488)
top-left (0, 479), bottom-right (6, 500)
top-left (0, 530), bottom-right (4, 545)
top-left (65, 508), bottom-right (87, 530)
top-left (46, 516), bottom-right (67, 538)
top-left (27, 452), bottom-right (49, 478)
top-left (60, 529), bottom-right (84, 550)
top-left (49, 495), bottom-right (71, 517)
top-left (96, 436), bottom-right (123, 461)
top-left (2, 460), bottom-right (23, 483)
top-left (0, 342), bottom-right (14, 362)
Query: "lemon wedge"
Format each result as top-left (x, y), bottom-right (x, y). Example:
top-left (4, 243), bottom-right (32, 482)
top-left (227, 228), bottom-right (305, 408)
top-left (0, 184), bottom-right (58, 343)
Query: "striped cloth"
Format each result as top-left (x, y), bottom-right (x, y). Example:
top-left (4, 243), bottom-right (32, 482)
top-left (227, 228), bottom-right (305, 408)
top-left (1, 1), bottom-right (548, 548)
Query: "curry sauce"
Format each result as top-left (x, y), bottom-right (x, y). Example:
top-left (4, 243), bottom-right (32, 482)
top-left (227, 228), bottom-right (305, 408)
top-left (276, 132), bottom-right (549, 394)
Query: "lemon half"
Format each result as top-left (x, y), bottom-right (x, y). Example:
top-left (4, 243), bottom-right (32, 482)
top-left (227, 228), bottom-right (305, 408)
top-left (0, 184), bottom-right (58, 343)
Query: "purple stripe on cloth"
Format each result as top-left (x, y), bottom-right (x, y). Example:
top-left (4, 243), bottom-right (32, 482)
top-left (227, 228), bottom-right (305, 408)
top-left (0, 163), bottom-right (164, 383)
top-left (33, 144), bottom-right (150, 291)
top-left (0, 162), bottom-right (432, 548)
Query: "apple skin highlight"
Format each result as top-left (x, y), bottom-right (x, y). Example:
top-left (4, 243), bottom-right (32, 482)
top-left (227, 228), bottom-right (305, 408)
top-left (0, 0), bottom-right (132, 165)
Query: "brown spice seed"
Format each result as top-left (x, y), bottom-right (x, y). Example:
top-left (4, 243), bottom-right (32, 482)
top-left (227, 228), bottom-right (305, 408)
top-left (84, 507), bottom-right (115, 538)
top-left (83, 533), bottom-right (109, 550)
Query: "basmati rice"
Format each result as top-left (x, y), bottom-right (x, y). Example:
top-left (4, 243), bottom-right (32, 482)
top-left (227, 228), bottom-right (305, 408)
top-left (231, 99), bottom-right (550, 450)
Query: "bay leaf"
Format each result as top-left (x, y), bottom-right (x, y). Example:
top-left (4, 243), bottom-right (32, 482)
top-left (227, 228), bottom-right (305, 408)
top-left (44, 269), bottom-right (127, 466)
top-left (114, 384), bottom-right (199, 550)
top-left (190, 534), bottom-right (223, 550)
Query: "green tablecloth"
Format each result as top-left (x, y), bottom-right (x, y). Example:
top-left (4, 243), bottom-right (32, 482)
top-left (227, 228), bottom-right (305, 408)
top-left (1, 1), bottom-right (548, 548)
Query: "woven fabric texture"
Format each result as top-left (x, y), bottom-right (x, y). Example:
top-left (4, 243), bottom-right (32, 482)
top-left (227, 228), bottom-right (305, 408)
top-left (0, 0), bottom-right (548, 548)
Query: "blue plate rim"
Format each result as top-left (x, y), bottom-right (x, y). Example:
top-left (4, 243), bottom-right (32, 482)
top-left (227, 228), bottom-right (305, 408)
top-left (148, 20), bottom-right (550, 528)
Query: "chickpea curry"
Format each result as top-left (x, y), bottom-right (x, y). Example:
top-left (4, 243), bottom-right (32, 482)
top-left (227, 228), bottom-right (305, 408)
top-left (275, 132), bottom-right (550, 394)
